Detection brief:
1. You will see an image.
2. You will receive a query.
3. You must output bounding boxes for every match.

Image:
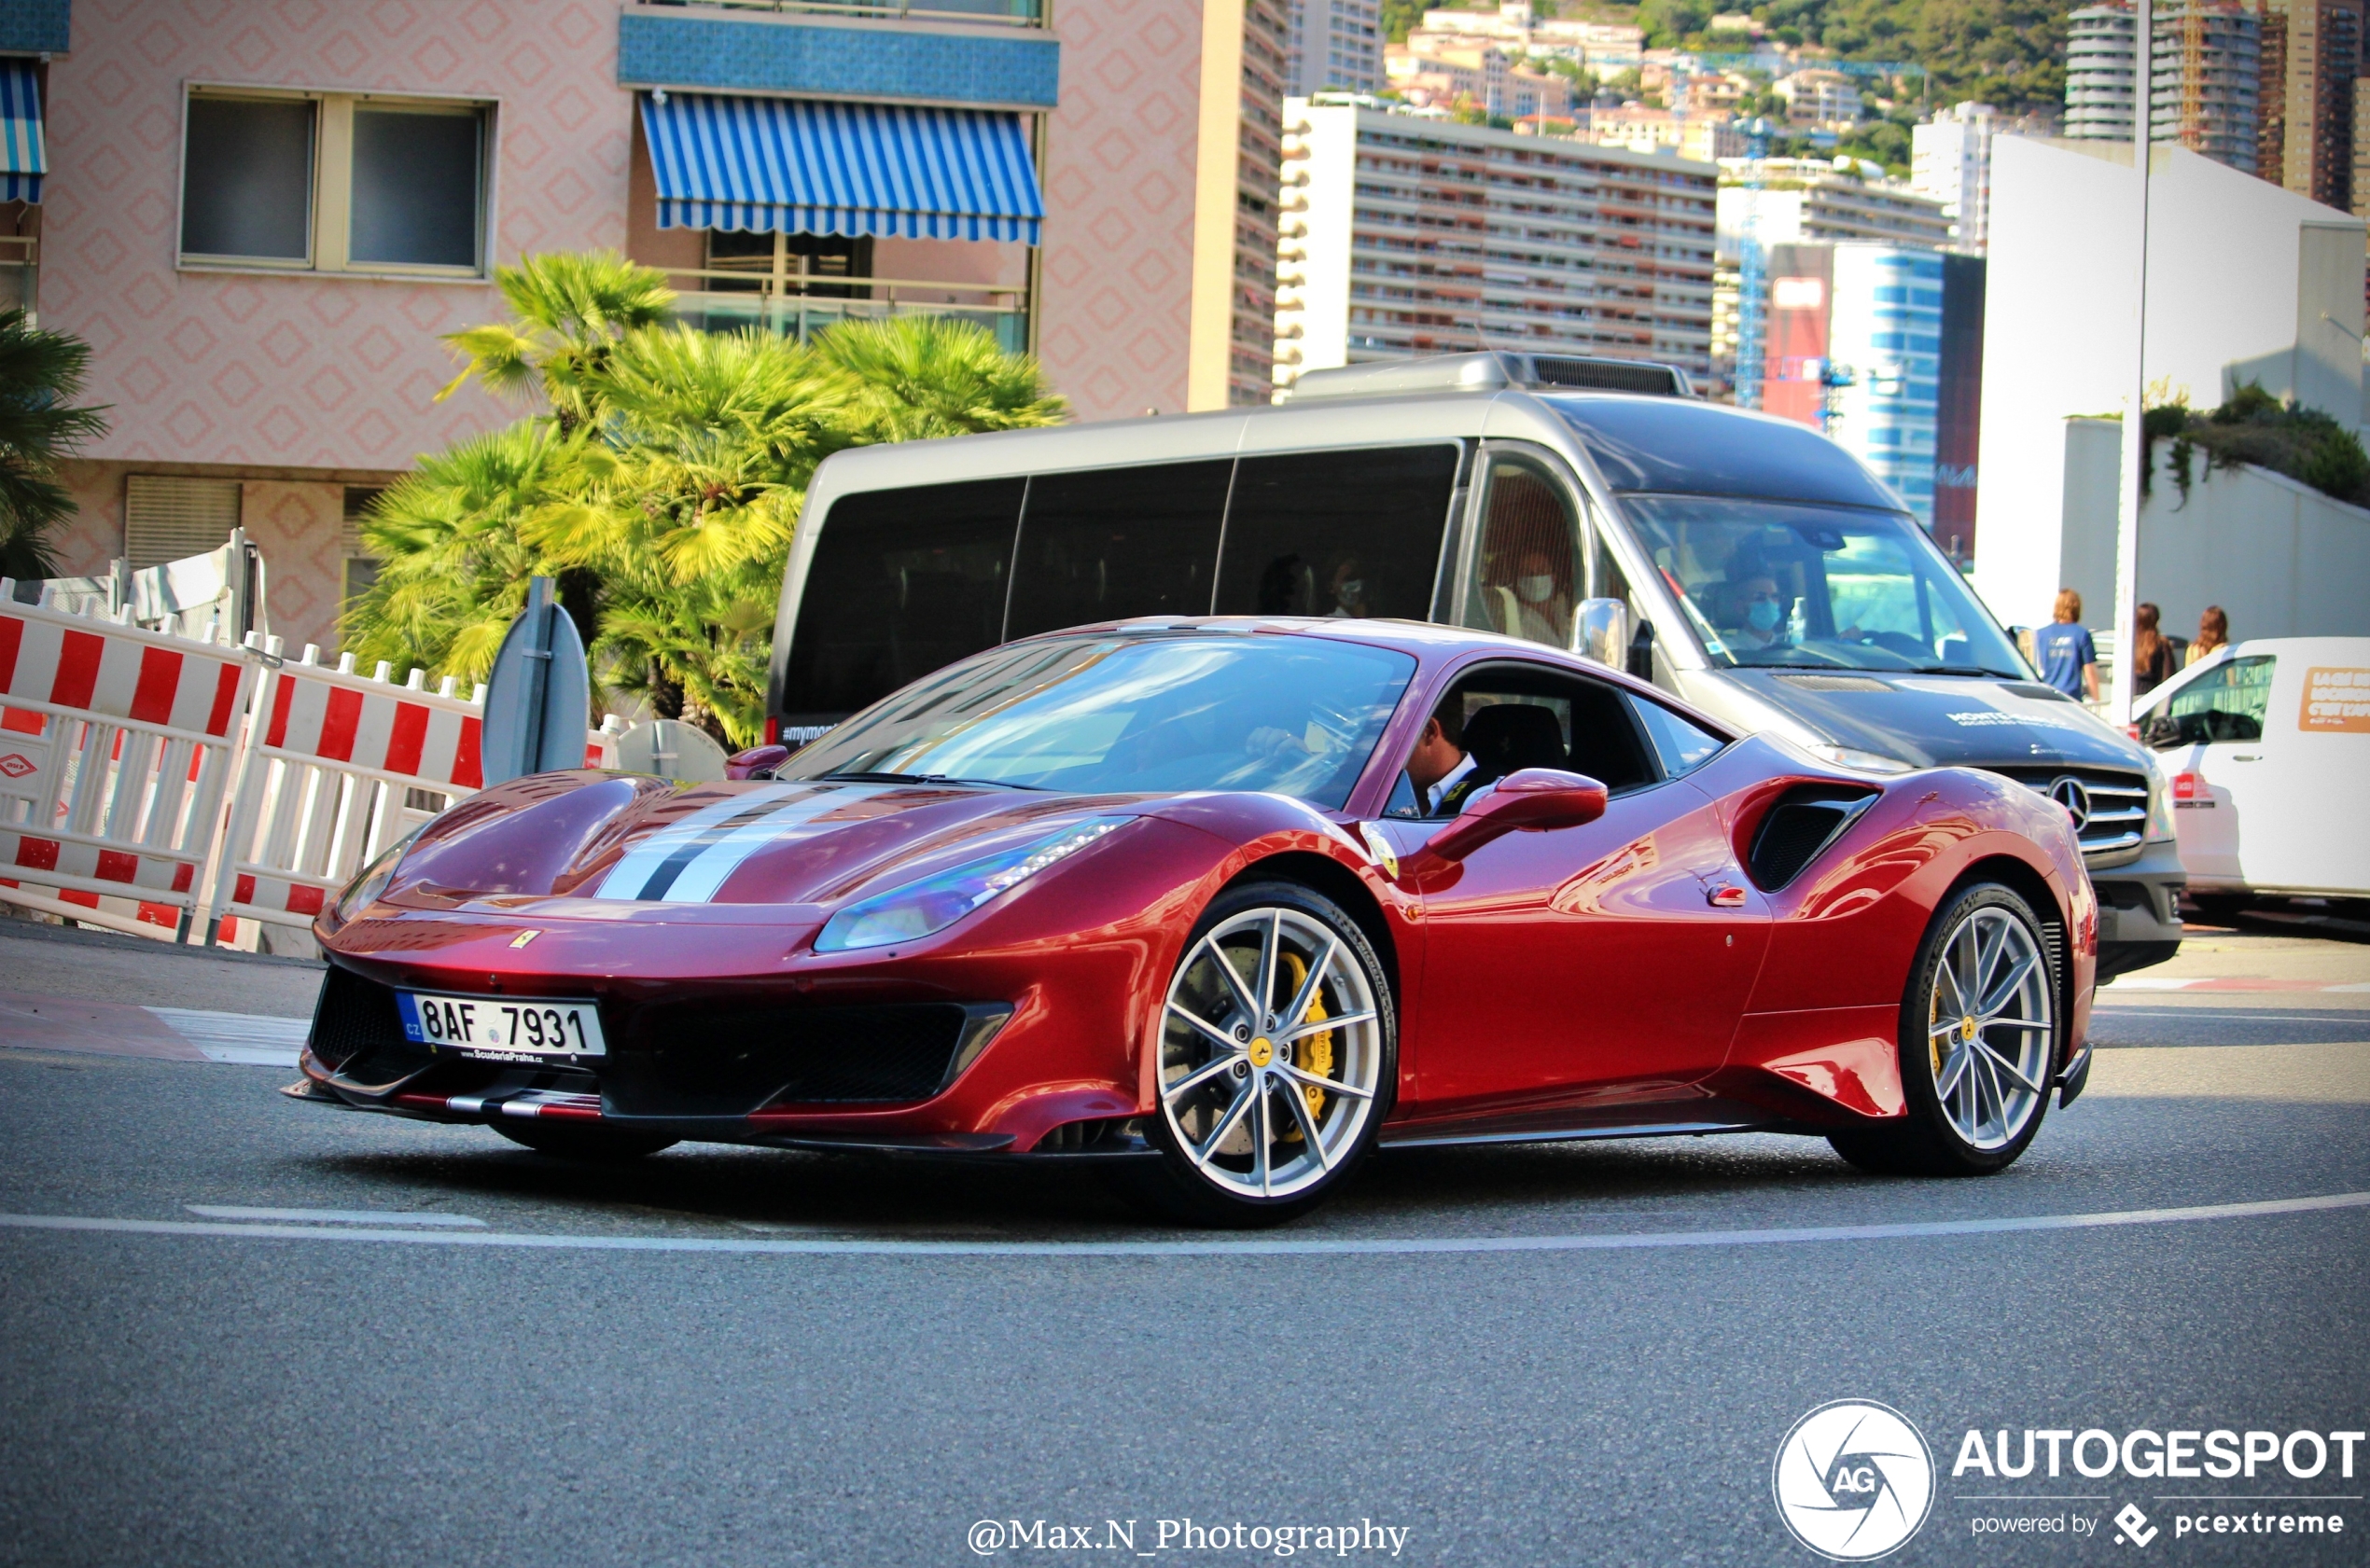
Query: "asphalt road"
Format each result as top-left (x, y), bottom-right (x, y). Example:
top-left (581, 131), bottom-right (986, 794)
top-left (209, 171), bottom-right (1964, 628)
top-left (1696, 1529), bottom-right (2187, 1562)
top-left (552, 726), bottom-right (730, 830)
top-left (1, 922), bottom-right (2364, 1567)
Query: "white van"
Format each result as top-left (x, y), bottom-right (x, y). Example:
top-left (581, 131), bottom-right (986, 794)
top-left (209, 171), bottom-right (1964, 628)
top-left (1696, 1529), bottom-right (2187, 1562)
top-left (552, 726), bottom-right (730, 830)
top-left (2137, 636), bottom-right (2370, 915)
top-left (763, 352), bottom-right (2188, 978)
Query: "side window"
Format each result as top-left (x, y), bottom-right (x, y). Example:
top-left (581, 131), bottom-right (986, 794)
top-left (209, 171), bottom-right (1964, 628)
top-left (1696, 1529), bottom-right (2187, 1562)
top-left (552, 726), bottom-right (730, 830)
top-left (1213, 444), bottom-right (1460, 620)
top-left (779, 478), bottom-right (1025, 721)
top-left (1003, 461), bottom-right (1234, 640)
top-left (1461, 453), bottom-right (1582, 650)
top-left (1628, 696), bottom-right (1726, 777)
top-left (1384, 663), bottom-right (1657, 819)
top-left (2141, 655), bottom-right (2275, 749)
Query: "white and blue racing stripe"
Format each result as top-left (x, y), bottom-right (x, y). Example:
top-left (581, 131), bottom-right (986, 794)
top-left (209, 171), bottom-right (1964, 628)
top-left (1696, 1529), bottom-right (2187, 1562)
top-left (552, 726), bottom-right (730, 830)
top-left (593, 784), bottom-right (802, 900)
top-left (656, 784), bottom-right (892, 903)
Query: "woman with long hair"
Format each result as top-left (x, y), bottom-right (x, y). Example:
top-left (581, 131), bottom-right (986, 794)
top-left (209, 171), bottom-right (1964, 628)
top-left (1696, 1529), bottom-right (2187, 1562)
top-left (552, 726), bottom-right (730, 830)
top-left (2187, 605), bottom-right (2229, 666)
top-left (2131, 602), bottom-right (2176, 696)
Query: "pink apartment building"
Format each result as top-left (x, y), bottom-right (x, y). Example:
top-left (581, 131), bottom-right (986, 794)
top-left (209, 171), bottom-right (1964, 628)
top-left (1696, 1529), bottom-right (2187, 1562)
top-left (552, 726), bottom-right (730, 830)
top-left (20, 0), bottom-right (1284, 655)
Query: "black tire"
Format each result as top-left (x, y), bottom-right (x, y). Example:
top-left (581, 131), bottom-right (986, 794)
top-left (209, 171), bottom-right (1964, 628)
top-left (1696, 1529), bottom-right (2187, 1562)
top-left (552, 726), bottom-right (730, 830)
top-left (1831, 882), bottom-right (2056, 1178)
top-left (493, 1120), bottom-right (678, 1161)
top-left (1127, 879), bottom-right (1397, 1228)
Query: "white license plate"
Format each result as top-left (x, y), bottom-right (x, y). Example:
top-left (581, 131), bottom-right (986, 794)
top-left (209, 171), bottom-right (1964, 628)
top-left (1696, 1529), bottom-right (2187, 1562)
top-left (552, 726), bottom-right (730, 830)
top-left (397, 992), bottom-right (606, 1059)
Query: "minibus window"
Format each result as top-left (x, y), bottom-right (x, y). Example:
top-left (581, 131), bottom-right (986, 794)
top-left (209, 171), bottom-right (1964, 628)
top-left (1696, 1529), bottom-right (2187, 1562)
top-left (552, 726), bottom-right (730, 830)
top-left (1462, 453), bottom-right (1583, 650)
top-left (1004, 461), bottom-right (1234, 640)
top-left (1213, 444), bottom-right (1460, 620)
top-left (780, 478), bottom-right (1025, 721)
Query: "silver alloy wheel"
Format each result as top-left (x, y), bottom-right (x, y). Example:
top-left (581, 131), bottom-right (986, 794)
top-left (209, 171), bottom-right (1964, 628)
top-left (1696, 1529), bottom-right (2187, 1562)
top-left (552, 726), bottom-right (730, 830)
top-left (1157, 906), bottom-right (1385, 1200)
top-left (1926, 905), bottom-right (2055, 1152)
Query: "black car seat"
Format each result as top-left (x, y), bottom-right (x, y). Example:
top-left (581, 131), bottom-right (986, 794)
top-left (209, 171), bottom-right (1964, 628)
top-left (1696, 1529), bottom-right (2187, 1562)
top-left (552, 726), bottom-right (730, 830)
top-left (1461, 703), bottom-right (1568, 791)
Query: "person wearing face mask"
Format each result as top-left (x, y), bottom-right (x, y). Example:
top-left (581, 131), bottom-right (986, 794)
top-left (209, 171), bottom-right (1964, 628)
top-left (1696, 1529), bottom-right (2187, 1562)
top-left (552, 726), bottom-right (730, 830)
top-left (1731, 574), bottom-right (1790, 650)
top-left (1499, 547), bottom-right (1572, 646)
top-left (1325, 558), bottom-right (1369, 618)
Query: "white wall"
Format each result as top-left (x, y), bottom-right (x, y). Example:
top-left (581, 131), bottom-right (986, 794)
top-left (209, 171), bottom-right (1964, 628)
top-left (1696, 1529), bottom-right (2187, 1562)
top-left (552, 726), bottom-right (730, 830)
top-left (1973, 138), bottom-right (2365, 629)
top-left (2055, 421), bottom-right (2370, 639)
top-left (1275, 100), bottom-right (1359, 390)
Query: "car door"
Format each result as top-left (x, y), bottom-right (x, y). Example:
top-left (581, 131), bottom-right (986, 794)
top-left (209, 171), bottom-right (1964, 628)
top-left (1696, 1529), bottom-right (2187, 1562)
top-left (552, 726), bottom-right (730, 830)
top-left (2140, 653), bottom-right (2275, 884)
top-left (1374, 661), bottom-right (1769, 1123)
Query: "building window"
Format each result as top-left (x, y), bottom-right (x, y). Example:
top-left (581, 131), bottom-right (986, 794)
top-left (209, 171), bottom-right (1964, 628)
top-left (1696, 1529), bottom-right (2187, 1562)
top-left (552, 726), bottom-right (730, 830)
top-left (179, 89), bottom-right (491, 276)
top-left (342, 486), bottom-right (384, 618)
top-left (125, 475), bottom-right (242, 570)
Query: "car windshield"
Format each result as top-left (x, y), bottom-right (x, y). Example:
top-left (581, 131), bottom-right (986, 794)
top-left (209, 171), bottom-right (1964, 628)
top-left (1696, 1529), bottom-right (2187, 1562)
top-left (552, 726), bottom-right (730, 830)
top-left (778, 632), bottom-right (1418, 809)
top-left (1621, 496), bottom-right (2027, 676)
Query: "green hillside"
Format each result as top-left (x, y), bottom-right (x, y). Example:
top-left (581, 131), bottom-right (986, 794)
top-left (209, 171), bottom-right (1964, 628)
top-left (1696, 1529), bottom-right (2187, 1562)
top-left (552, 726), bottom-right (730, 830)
top-left (1387, 0), bottom-right (2075, 117)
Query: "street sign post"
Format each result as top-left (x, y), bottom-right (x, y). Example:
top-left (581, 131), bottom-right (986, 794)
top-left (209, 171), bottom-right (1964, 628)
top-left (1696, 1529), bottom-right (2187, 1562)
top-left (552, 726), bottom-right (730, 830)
top-left (480, 576), bottom-right (591, 786)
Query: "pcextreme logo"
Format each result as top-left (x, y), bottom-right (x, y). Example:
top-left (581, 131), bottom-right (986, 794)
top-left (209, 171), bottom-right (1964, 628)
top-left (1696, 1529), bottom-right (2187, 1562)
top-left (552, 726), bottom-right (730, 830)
top-left (1773, 1400), bottom-right (1937, 1561)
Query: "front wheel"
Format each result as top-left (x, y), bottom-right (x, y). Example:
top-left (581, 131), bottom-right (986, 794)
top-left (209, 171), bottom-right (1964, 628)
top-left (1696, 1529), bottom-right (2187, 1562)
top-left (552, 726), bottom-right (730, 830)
top-left (493, 1120), bottom-right (678, 1162)
top-left (1132, 881), bottom-right (1396, 1227)
top-left (1831, 883), bottom-right (2057, 1177)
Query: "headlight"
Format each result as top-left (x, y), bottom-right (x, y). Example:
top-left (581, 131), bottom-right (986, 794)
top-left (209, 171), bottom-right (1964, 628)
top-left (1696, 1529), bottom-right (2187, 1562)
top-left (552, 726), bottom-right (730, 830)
top-left (814, 817), bottom-right (1131, 954)
top-left (2145, 770), bottom-right (2177, 841)
top-left (333, 826), bottom-right (427, 923)
top-left (1805, 743), bottom-right (1917, 775)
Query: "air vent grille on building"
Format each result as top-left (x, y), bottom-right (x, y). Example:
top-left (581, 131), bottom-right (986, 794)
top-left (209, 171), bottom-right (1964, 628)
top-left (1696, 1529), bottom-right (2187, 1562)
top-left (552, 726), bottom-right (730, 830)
top-left (124, 476), bottom-right (241, 569)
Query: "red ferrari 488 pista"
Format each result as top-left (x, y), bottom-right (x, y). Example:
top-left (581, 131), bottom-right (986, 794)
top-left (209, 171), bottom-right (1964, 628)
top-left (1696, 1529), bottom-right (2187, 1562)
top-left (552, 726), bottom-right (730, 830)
top-left (299, 620), bottom-right (2096, 1224)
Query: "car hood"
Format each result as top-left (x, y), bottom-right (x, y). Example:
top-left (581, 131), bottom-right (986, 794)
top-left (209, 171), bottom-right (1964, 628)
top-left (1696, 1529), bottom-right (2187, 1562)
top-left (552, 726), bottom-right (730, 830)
top-left (387, 774), bottom-right (1155, 913)
top-left (1730, 670), bottom-right (2150, 772)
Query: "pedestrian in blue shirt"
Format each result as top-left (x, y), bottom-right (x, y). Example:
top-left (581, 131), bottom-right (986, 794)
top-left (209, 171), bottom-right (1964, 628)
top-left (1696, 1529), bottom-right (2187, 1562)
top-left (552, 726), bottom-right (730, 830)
top-left (2032, 588), bottom-right (2098, 701)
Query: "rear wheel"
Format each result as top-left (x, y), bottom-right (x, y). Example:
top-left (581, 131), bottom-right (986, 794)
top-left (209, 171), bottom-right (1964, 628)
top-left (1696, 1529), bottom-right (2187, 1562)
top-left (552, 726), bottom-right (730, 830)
top-left (1132, 881), bottom-right (1395, 1227)
top-left (493, 1121), bottom-right (677, 1162)
top-left (1831, 883), bottom-right (2057, 1177)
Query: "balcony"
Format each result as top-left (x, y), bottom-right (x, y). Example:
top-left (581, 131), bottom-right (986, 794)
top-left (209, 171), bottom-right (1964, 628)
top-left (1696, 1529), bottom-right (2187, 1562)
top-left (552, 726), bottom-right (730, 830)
top-left (620, 1), bottom-right (1059, 111)
top-left (658, 263), bottom-right (1028, 354)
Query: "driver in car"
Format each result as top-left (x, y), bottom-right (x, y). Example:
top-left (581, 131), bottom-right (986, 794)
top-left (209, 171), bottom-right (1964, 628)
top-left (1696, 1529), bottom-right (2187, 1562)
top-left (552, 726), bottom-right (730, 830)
top-left (1404, 697), bottom-right (1495, 816)
top-left (1730, 574), bottom-right (1790, 651)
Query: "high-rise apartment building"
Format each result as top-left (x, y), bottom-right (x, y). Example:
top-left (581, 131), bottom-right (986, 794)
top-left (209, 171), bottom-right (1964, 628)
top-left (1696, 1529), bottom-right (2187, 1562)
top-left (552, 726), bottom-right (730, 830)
top-left (1760, 243), bottom-right (1987, 544)
top-left (2067, 4), bottom-right (2140, 141)
top-left (1288, 0), bottom-right (1383, 96)
top-left (2261, 0), bottom-right (2363, 209)
top-left (1716, 160), bottom-right (1956, 253)
top-left (2153, 0), bottom-right (2261, 173)
top-left (1912, 103), bottom-right (2005, 250)
top-left (1273, 100), bottom-right (1716, 395)
top-left (1192, 0), bottom-right (1292, 407)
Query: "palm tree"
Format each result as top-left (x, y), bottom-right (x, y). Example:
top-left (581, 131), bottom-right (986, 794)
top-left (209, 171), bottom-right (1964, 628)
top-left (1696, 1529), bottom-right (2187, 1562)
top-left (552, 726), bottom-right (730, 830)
top-left (0, 310), bottom-right (109, 581)
top-left (434, 251), bottom-right (676, 432)
top-left (354, 271), bottom-right (1070, 743)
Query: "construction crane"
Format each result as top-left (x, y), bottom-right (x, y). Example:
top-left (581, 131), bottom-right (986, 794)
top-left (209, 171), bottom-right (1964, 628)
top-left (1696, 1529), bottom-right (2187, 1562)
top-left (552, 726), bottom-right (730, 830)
top-left (1735, 117), bottom-right (1770, 409)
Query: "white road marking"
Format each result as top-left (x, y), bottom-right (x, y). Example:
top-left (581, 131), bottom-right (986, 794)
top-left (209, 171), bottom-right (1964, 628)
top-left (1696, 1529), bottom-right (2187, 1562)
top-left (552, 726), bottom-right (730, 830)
top-left (183, 1205), bottom-right (487, 1228)
top-left (5, 1189), bottom-right (2359, 1259)
top-left (146, 1006), bottom-right (306, 1067)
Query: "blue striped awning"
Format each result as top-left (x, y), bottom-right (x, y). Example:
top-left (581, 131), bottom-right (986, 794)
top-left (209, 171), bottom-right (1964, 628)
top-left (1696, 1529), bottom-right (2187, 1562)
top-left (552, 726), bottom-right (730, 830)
top-left (0, 62), bottom-right (43, 203)
top-left (641, 93), bottom-right (1042, 244)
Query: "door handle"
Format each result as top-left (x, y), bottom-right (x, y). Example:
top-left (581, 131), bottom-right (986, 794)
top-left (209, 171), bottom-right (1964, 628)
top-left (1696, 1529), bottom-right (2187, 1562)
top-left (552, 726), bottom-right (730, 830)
top-left (1707, 883), bottom-right (1748, 908)
top-left (2229, 755), bottom-right (2259, 762)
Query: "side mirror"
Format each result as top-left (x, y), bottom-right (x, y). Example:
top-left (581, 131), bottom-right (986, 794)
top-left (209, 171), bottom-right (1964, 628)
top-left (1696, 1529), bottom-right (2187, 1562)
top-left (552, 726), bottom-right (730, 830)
top-left (1576, 598), bottom-right (1630, 668)
top-left (1425, 768), bottom-right (1609, 863)
top-left (726, 743), bottom-right (792, 781)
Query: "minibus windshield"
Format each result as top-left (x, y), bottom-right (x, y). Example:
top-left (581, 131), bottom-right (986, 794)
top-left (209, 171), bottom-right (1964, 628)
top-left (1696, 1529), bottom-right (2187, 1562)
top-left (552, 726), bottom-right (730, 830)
top-left (1621, 496), bottom-right (2026, 677)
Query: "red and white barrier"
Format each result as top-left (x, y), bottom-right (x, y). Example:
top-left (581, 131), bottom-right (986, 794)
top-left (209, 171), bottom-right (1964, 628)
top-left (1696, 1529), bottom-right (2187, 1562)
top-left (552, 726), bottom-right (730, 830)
top-left (4, 584), bottom-right (643, 948)
top-left (0, 590), bottom-right (257, 939)
top-left (204, 641), bottom-right (491, 940)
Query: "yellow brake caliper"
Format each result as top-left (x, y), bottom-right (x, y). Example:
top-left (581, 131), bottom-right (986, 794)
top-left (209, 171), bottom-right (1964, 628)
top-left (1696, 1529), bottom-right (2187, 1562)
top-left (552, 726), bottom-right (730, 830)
top-left (1278, 951), bottom-right (1334, 1140)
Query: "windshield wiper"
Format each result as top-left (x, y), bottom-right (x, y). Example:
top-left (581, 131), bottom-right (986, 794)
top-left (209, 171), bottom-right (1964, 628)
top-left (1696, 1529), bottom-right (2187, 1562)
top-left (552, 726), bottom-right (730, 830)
top-left (1906, 664), bottom-right (2023, 679)
top-left (817, 770), bottom-right (1050, 791)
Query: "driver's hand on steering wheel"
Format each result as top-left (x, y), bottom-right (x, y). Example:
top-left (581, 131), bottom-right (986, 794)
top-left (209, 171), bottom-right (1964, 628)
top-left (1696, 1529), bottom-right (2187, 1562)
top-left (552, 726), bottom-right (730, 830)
top-left (1246, 726), bottom-right (1310, 760)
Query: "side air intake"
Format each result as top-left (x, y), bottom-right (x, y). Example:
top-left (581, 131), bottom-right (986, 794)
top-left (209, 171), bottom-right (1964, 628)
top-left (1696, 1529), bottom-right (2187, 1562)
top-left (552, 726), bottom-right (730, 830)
top-left (1749, 784), bottom-right (1878, 891)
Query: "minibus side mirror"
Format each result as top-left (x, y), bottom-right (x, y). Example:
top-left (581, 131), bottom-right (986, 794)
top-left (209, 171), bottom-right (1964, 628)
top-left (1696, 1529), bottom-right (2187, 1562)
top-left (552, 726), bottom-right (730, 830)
top-left (1577, 598), bottom-right (1629, 668)
top-left (1627, 617), bottom-right (1656, 682)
